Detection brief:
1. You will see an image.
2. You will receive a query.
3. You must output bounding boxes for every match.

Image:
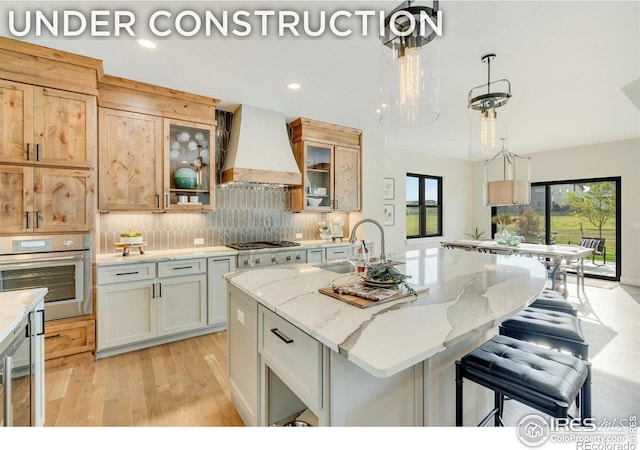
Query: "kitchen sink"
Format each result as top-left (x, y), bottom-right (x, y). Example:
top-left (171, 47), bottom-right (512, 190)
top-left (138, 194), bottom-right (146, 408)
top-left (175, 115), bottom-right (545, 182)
top-left (314, 261), bottom-right (355, 274)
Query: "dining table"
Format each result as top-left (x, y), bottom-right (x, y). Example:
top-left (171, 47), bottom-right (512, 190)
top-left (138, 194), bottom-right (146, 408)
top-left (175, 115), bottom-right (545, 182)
top-left (439, 239), bottom-right (595, 293)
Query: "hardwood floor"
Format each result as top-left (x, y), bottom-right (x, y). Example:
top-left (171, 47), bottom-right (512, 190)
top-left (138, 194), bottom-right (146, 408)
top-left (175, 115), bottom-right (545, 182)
top-left (44, 282), bottom-right (639, 427)
top-left (45, 330), bottom-right (244, 426)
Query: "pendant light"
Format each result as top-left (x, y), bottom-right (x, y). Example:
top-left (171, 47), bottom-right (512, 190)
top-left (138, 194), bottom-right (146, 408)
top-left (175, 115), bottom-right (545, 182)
top-left (483, 139), bottom-right (531, 206)
top-left (378, 1), bottom-right (441, 127)
top-left (468, 54), bottom-right (511, 156)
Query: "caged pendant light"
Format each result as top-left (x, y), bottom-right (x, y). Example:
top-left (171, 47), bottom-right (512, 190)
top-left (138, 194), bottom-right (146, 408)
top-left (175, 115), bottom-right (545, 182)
top-left (484, 138), bottom-right (531, 207)
top-left (468, 54), bottom-right (511, 157)
top-left (378, 1), bottom-right (441, 127)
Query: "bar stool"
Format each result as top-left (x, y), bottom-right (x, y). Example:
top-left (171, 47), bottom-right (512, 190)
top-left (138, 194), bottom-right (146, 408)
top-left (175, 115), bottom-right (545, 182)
top-left (455, 335), bottom-right (592, 426)
top-left (530, 289), bottom-right (578, 316)
top-left (499, 307), bottom-right (588, 360)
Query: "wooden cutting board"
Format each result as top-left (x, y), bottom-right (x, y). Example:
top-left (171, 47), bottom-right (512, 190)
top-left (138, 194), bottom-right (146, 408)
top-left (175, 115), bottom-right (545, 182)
top-left (319, 286), bottom-right (428, 309)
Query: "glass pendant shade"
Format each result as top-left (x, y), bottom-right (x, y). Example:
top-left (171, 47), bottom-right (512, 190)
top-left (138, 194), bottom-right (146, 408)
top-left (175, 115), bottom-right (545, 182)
top-left (483, 141), bottom-right (531, 207)
top-left (378, 2), bottom-right (440, 127)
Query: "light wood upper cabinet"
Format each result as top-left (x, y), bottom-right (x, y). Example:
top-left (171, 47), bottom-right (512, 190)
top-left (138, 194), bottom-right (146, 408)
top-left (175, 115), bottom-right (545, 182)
top-left (97, 75), bottom-right (219, 212)
top-left (290, 118), bottom-right (362, 213)
top-left (334, 146), bottom-right (361, 212)
top-left (0, 80), bottom-right (96, 168)
top-left (98, 109), bottom-right (163, 210)
top-left (0, 164), bottom-right (33, 233)
top-left (0, 165), bottom-right (93, 232)
top-left (34, 168), bottom-right (94, 232)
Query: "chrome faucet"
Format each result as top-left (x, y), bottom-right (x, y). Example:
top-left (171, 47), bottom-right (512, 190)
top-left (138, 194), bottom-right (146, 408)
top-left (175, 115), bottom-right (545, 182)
top-left (349, 218), bottom-right (386, 263)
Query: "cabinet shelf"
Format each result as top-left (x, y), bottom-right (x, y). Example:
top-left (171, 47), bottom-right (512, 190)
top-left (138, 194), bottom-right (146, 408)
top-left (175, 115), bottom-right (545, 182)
top-left (169, 188), bottom-right (210, 193)
top-left (307, 168), bottom-right (329, 173)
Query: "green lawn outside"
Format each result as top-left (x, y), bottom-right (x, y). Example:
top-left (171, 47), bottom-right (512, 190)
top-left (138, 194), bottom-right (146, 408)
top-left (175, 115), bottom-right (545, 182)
top-left (406, 210), bottom-right (616, 263)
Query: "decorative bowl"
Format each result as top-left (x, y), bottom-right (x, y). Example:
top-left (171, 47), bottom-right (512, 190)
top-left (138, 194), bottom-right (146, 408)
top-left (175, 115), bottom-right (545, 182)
top-left (174, 167), bottom-right (197, 189)
top-left (307, 197), bottom-right (323, 207)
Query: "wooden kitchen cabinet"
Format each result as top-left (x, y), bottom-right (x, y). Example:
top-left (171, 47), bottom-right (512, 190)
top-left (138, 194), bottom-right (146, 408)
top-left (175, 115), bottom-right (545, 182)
top-left (97, 75), bottom-right (219, 212)
top-left (44, 318), bottom-right (96, 371)
top-left (98, 108), bottom-right (163, 210)
top-left (0, 164), bottom-right (94, 233)
top-left (290, 118), bottom-right (362, 213)
top-left (0, 79), bottom-right (97, 169)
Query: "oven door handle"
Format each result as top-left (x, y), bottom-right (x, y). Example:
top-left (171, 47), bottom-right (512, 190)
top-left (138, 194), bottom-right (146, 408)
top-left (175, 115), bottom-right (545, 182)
top-left (0, 255), bottom-right (84, 268)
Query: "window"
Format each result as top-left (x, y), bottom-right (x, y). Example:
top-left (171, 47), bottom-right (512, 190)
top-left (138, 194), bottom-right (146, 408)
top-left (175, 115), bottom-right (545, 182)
top-left (406, 173), bottom-right (442, 238)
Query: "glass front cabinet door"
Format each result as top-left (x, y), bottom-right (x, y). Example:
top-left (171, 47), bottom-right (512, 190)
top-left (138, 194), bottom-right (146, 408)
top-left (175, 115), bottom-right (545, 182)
top-left (301, 142), bottom-right (334, 211)
top-left (164, 119), bottom-right (215, 211)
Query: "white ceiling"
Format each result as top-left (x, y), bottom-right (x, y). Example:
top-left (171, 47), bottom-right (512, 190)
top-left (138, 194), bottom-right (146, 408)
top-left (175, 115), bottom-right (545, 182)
top-left (5, 0), bottom-right (640, 160)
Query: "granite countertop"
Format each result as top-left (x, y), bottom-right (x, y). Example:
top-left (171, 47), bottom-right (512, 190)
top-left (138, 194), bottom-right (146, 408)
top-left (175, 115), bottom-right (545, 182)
top-left (0, 288), bottom-right (48, 345)
top-left (96, 240), bottom-right (356, 266)
top-left (225, 248), bottom-right (548, 378)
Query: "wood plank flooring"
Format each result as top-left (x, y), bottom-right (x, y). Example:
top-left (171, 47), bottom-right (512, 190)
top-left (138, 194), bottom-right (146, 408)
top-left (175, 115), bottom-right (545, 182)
top-left (44, 282), bottom-right (640, 427)
top-left (45, 330), bottom-right (243, 426)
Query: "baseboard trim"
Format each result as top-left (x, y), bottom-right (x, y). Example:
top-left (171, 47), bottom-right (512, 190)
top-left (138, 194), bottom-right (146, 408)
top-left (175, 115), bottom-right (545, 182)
top-left (620, 277), bottom-right (640, 287)
top-left (96, 323), bottom-right (227, 359)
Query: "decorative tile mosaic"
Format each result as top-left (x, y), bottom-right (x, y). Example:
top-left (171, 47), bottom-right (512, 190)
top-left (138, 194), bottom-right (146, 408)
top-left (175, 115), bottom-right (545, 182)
top-left (98, 184), bottom-right (348, 253)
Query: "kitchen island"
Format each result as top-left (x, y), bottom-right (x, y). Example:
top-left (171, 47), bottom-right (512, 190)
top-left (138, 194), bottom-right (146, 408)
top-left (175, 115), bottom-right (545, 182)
top-left (225, 247), bottom-right (548, 426)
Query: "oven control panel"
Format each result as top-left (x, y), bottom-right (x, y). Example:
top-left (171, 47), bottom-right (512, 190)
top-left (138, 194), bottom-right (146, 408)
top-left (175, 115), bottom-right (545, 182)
top-left (238, 250), bottom-right (306, 268)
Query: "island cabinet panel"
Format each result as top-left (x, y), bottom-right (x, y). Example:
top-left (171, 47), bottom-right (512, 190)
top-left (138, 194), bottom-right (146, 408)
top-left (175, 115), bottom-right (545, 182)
top-left (98, 108), bottom-right (163, 210)
top-left (259, 306), bottom-right (323, 413)
top-left (228, 285), bottom-right (260, 426)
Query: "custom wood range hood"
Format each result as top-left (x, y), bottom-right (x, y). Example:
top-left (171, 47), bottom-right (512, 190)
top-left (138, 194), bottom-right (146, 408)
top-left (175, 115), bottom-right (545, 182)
top-left (221, 104), bottom-right (302, 186)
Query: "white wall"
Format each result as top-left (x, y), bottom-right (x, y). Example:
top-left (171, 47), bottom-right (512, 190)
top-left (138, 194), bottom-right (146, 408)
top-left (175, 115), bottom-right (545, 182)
top-left (471, 138), bottom-right (640, 285)
top-left (382, 149), bottom-right (473, 254)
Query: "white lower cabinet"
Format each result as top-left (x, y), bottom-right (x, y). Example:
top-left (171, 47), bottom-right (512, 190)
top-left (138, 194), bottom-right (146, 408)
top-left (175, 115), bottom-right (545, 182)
top-left (208, 256), bottom-right (236, 326)
top-left (97, 259), bottom-right (207, 352)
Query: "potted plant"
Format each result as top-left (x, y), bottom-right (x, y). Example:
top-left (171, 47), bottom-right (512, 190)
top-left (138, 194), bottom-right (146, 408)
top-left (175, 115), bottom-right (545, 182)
top-left (464, 227), bottom-right (486, 240)
top-left (120, 228), bottom-right (143, 244)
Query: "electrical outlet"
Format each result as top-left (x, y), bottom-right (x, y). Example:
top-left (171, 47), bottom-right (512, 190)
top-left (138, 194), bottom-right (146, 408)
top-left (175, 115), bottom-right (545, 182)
top-left (295, 233), bottom-right (303, 239)
top-left (194, 238), bottom-right (204, 245)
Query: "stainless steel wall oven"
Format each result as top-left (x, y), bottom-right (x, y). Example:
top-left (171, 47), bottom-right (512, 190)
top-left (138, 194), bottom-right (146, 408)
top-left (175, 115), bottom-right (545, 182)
top-left (0, 234), bottom-right (92, 321)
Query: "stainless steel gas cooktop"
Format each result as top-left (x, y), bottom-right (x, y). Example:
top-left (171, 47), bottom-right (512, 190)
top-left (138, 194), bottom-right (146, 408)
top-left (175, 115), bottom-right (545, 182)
top-left (227, 241), bottom-right (301, 250)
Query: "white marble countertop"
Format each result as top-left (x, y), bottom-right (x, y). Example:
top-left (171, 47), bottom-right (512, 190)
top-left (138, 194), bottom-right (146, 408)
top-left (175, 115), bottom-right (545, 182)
top-left (96, 240), bottom-right (355, 266)
top-left (0, 288), bottom-right (48, 345)
top-left (225, 248), bottom-right (548, 378)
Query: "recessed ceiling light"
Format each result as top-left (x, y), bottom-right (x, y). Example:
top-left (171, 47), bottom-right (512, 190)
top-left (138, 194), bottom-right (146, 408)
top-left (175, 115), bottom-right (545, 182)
top-left (287, 83), bottom-right (301, 90)
top-left (137, 39), bottom-right (157, 49)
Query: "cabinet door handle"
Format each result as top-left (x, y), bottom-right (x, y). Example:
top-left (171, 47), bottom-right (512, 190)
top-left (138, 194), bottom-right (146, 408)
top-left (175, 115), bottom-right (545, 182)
top-left (116, 271), bottom-right (139, 276)
top-left (173, 266), bottom-right (193, 270)
top-left (165, 194), bottom-right (169, 209)
top-left (26, 143), bottom-right (30, 161)
top-left (335, 199), bottom-right (339, 210)
top-left (25, 211), bottom-right (30, 229)
top-left (152, 283), bottom-right (155, 299)
top-left (37, 309), bottom-right (45, 336)
top-left (270, 328), bottom-right (294, 344)
top-left (35, 211), bottom-right (40, 228)
top-left (158, 282), bottom-right (162, 297)
top-left (36, 144), bottom-right (41, 161)
top-left (155, 194), bottom-right (160, 207)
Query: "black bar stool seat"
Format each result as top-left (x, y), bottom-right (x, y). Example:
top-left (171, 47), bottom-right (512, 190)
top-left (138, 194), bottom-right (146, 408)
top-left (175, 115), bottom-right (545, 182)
top-left (500, 307), bottom-right (588, 360)
top-left (456, 335), bottom-right (592, 426)
top-left (530, 289), bottom-right (578, 316)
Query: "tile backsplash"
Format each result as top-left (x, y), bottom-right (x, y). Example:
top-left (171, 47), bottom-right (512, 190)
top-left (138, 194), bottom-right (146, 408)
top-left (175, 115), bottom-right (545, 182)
top-left (98, 184), bottom-right (348, 254)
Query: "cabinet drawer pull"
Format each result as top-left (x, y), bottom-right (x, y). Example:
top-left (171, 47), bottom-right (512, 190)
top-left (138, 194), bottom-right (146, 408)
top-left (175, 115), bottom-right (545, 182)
top-left (25, 211), bottom-right (30, 229)
top-left (35, 211), bottom-right (40, 229)
top-left (26, 143), bottom-right (30, 161)
top-left (270, 328), bottom-right (293, 344)
top-left (152, 283), bottom-right (155, 299)
top-left (116, 271), bottom-right (139, 276)
top-left (45, 333), bottom-right (62, 339)
top-left (36, 143), bottom-right (41, 161)
top-left (155, 194), bottom-right (160, 207)
top-left (172, 266), bottom-right (193, 270)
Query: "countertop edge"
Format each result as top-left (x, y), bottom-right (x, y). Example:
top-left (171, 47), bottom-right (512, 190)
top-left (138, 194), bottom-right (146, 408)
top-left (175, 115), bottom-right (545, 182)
top-left (0, 288), bottom-right (48, 345)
